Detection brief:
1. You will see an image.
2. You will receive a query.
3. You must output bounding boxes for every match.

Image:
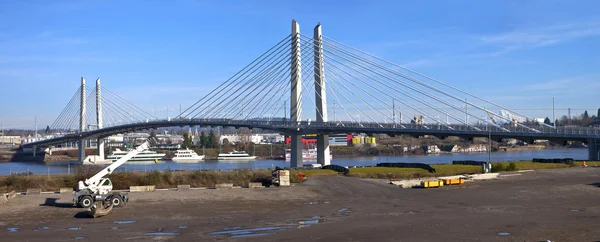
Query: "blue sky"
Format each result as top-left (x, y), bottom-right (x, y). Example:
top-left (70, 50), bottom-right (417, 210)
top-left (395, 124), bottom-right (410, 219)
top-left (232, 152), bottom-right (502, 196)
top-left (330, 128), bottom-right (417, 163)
top-left (1, 0), bottom-right (599, 128)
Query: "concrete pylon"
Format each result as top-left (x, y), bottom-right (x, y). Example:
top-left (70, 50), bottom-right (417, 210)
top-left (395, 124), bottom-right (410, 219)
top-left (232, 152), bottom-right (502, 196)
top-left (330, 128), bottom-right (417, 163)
top-left (590, 138), bottom-right (600, 161)
top-left (314, 23), bottom-right (330, 166)
top-left (96, 78), bottom-right (105, 160)
top-left (290, 19), bottom-right (303, 168)
top-left (78, 77), bottom-right (86, 163)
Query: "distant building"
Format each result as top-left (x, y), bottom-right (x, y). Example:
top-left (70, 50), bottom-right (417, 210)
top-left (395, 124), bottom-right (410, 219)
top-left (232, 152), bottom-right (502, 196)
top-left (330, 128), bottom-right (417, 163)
top-left (422, 145), bottom-right (441, 154)
top-left (0, 136), bottom-right (21, 145)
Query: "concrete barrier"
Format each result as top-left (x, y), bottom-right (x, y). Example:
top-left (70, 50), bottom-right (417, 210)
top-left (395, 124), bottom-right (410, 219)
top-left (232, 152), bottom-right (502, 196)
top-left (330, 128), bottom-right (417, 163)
top-left (59, 188), bottom-right (73, 194)
top-left (130, 185), bottom-right (156, 192)
top-left (248, 182), bottom-right (264, 188)
top-left (214, 183), bottom-right (233, 189)
top-left (177, 185), bottom-right (191, 191)
top-left (26, 188), bottom-right (41, 195)
top-left (6, 191), bottom-right (16, 200)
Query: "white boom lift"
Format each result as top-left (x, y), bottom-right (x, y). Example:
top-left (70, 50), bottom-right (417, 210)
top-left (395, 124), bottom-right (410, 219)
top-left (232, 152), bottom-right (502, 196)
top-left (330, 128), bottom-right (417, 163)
top-left (73, 138), bottom-right (155, 208)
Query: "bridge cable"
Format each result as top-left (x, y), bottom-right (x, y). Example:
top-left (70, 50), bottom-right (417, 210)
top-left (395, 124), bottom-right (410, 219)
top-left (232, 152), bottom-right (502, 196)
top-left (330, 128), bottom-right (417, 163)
top-left (182, 35), bottom-right (292, 118)
top-left (320, 40), bottom-right (496, 131)
top-left (320, 37), bottom-right (530, 132)
top-left (197, 40), bottom-right (293, 119)
top-left (322, 35), bottom-right (551, 129)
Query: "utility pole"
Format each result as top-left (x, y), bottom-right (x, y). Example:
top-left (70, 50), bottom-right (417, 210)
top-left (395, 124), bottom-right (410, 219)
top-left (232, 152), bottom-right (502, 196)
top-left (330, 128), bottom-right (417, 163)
top-left (333, 101), bottom-right (336, 122)
top-left (552, 97), bottom-right (555, 128)
top-left (488, 131), bottom-right (492, 163)
top-left (465, 98), bottom-right (468, 125)
top-left (1, 120), bottom-right (4, 145)
top-left (392, 99), bottom-right (396, 125)
top-left (568, 108), bottom-right (571, 125)
top-left (34, 116), bottom-right (38, 142)
top-left (284, 101), bottom-right (287, 121)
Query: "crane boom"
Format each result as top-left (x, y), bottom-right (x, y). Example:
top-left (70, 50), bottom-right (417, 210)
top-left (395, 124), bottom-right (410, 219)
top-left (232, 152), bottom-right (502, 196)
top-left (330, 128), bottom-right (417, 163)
top-left (80, 138), bottom-right (155, 189)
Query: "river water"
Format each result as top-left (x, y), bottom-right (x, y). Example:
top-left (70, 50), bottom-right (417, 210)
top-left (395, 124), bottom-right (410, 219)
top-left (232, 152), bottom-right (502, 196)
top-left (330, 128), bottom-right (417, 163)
top-left (0, 148), bottom-right (587, 175)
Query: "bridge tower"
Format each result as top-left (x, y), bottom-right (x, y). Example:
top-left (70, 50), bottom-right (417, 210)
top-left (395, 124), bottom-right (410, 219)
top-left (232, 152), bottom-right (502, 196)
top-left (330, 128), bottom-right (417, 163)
top-left (590, 138), bottom-right (600, 161)
top-left (96, 78), bottom-right (105, 160)
top-left (78, 77), bottom-right (86, 163)
top-left (313, 23), bottom-right (330, 166)
top-left (290, 19), bottom-right (303, 168)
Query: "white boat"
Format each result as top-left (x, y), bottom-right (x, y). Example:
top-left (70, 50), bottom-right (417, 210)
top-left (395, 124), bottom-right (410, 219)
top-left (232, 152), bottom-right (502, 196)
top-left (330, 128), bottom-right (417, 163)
top-left (172, 148), bottom-right (205, 162)
top-left (107, 148), bottom-right (165, 162)
top-left (217, 151), bottom-right (257, 160)
top-left (285, 148), bottom-right (332, 160)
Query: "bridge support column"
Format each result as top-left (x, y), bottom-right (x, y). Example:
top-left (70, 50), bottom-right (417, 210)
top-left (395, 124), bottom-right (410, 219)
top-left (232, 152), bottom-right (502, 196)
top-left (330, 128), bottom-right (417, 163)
top-left (32, 145), bottom-right (36, 157)
top-left (290, 19), bottom-right (303, 168)
top-left (78, 139), bottom-right (86, 163)
top-left (79, 77), bottom-right (86, 163)
top-left (590, 138), bottom-right (600, 161)
top-left (96, 78), bottom-right (105, 160)
top-left (313, 23), bottom-right (330, 166)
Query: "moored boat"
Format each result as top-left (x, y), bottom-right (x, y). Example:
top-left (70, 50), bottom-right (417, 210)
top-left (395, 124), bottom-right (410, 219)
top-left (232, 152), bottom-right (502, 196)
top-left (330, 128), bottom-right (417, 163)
top-left (172, 148), bottom-right (205, 162)
top-left (107, 148), bottom-right (165, 162)
top-left (217, 151), bottom-right (256, 160)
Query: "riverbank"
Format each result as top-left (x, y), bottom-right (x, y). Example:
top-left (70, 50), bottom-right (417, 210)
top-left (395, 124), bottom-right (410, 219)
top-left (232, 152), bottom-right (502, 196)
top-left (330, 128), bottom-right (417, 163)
top-left (3, 144), bottom-right (582, 163)
top-left (2, 161), bottom-right (597, 193)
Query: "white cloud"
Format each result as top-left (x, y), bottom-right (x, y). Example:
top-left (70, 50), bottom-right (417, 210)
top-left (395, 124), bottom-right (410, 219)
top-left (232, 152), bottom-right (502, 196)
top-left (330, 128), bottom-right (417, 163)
top-left (479, 20), bottom-right (600, 52)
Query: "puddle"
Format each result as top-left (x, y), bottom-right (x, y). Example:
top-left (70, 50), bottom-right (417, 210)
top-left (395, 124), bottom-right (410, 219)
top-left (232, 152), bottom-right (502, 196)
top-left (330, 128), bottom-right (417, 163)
top-left (406, 210), bottom-right (419, 215)
top-left (498, 232), bottom-right (511, 236)
top-left (75, 236), bottom-right (85, 239)
top-left (7, 228), bottom-right (19, 232)
top-left (311, 216), bottom-right (321, 219)
top-left (324, 201), bottom-right (330, 204)
top-left (209, 226), bottom-right (293, 238)
top-left (179, 226), bottom-right (188, 229)
top-left (570, 209), bottom-right (581, 212)
top-left (68, 227), bottom-right (81, 231)
top-left (306, 202), bottom-right (319, 205)
top-left (231, 233), bottom-right (275, 238)
top-left (145, 232), bottom-right (181, 236)
top-left (222, 226), bottom-right (243, 230)
top-left (111, 227), bottom-right (118, 230)
top-left (33, 226), bottom-right (51, 231)
top-left (337, 208), bottom-right (349, 213)
top-left (114, 220), bottom-right (137, 224)
top-left (299, 219), bottom-right (320, 225)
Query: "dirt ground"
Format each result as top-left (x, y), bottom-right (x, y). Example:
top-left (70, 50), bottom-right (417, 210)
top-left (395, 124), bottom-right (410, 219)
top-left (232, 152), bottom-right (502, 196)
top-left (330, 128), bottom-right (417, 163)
top-left (1, 167), bottom-right (600, 241)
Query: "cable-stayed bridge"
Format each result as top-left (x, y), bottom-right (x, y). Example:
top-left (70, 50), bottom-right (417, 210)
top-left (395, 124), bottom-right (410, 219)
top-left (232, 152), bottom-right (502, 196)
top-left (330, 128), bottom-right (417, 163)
top-left (23, 20), bottom-right (600, 165)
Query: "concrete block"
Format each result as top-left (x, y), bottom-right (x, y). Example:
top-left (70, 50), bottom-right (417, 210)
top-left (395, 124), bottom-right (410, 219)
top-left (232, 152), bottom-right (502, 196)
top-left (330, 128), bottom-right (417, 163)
top-left (26, 188), bottom-right (41, 195)
top-left (177, 185), bottom-right (191, 191)
top-left (6, 191), bottom-right (16, 200)
top-left (275, 170), bottom-right (289, 176)
top-left (0, 195), bottom-right (8, 204)
top-left (391, 179), bottom-right (429, 189)
top-left (214, 183), bottom-right (233, 189)
top-left (59, 188), bottom-right (73, 194)
top-left (129, 185), bottom-right (156, 192)
top-left (248, 182), bottom-right (264, 188)
top-left (468, 173), bottom-right (499, 180)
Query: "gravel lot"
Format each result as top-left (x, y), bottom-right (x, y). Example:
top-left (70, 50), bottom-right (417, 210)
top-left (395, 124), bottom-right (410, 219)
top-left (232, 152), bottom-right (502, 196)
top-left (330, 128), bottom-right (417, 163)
top-left (1, 167), bottom-right (599, 241)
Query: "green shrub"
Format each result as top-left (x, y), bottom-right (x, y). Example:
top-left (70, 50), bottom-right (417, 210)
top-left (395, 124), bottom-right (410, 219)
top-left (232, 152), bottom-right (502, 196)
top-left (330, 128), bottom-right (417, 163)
top-left (491, 163), bottom-right (505, 172)
top-left (506, 162), bottom-right (517, 171)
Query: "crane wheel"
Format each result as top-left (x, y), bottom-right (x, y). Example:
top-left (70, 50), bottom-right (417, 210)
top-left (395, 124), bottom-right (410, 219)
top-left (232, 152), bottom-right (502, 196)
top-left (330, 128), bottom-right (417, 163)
top-left (110, 196), bottom-right (123, 207)
top-left (80, 196), bottom-right (93, 208)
